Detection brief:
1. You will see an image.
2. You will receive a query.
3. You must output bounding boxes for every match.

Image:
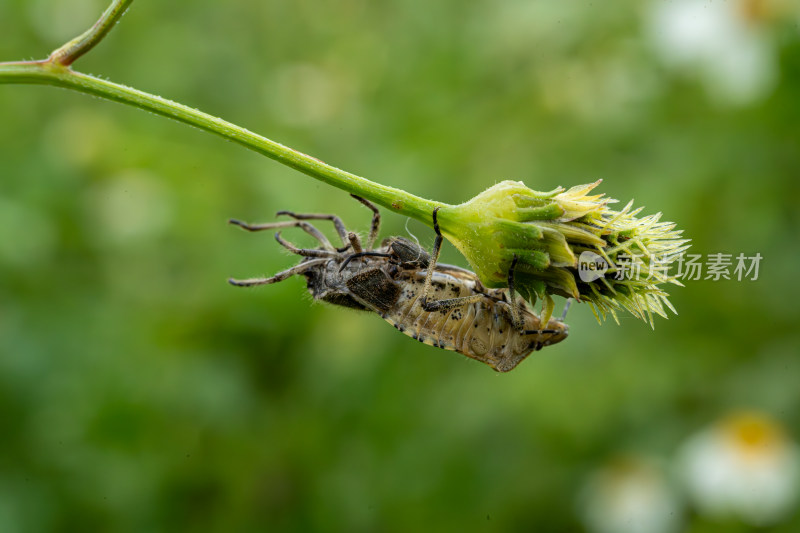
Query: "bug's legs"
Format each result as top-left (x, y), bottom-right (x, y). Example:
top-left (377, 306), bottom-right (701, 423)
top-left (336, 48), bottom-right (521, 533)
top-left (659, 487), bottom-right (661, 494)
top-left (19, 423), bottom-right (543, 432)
top-left (420, 208), bottom-right (486, 312)
top-left (351, 194), bottom-right (380, 249)
top-left (228, 259), bottom-right (328, 287)
top-left (505, 254), bottom-right (525, 330)
top-left (522, 328), bottom-right (561, 335)
top-left (559, 298), bottom-right (573, 322)
top-left (348, 232), bottom-right (363, 254)
top-left (420, 208), bottom-right (444, 311)
top-left (276, 211), bottom-right (349, 249)
top-left (275, 232), bottom-right (340, 258)
top-left (521, 298), bottom-right (571, 336)
top-left (229, 219), bottom-right (335, 251)
top-left (422, 292), bottom-right (486, 312)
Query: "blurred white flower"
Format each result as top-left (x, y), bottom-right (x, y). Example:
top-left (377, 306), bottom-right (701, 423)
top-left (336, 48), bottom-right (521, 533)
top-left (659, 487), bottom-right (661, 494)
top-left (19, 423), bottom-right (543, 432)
top-left (646, 0), bottom-right (782, 106)
top-left (579, 455), bottom-right (683, 533)
top-left (678, 411), bottom-right (800, 526)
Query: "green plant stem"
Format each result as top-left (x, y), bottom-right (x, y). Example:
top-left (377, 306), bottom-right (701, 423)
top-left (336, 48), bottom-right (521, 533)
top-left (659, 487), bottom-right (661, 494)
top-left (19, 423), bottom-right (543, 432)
top-left (0, 0), bottom-right (446, 228)
top-left (48, 0), bottom-right (134, 66)
top-left (1, 0), bottom-right (443, 224)
top-left (0, 60), bottom-right (443, 223)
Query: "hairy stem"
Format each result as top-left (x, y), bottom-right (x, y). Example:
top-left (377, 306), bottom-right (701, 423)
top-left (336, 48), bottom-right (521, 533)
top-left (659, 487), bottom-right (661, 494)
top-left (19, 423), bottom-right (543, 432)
top-left (48, 0), bottom-right (134, 66)
top-left (0, 0), bottom-right (444, 224)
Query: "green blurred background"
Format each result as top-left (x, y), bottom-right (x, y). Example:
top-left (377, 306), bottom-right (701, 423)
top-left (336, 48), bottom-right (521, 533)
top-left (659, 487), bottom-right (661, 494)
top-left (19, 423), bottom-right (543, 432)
top-left (1, 0), bottom-right (799, 531)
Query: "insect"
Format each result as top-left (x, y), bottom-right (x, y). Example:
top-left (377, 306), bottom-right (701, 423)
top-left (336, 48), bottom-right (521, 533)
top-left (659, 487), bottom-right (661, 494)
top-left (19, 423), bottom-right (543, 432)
top-left (228, 195), bottom-right (569, 372)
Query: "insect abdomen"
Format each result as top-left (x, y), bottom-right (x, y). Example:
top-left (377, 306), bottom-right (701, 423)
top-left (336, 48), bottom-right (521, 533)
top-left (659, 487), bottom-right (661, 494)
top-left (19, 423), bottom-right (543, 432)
top-left (381, 272), bottom-right (520, 369)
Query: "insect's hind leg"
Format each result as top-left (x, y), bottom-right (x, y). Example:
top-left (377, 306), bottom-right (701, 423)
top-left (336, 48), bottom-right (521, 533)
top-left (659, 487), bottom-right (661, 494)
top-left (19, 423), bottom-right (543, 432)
top-left (228, 259), bottom-right (327, 287)
top-left (505, 254), bottom-right (526, 331)
top-left (276, 210), bottom-right (350, 249)
top-left (420, 207), bottom-right (444, 311)
top-left (419, 208), bottom-right (486, 312)
top-left (559, 298), bottom-right (573, 322)
top-left (350, 195), bottom-right (380, 249)
top-left (229, 219), bottom-right (335, 251)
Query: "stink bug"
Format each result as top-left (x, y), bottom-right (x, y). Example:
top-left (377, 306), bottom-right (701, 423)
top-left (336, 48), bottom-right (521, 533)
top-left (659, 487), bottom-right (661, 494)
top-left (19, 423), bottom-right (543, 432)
top-left (229, 196), bottom-right (568, 372)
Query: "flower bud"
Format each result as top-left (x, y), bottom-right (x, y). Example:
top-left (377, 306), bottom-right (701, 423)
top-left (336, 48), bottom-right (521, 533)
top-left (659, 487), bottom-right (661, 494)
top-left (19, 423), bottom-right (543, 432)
top-left (435, 180), bottom-right (689, 325)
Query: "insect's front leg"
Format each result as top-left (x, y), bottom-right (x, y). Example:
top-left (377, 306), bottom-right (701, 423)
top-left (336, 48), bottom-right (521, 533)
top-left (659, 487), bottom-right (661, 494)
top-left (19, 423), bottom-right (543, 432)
top-left (229, 259), bottom-right (329, 287)
top-left (229, 219), bottom-right (335, 251)
top-left (275, 210), bottom-right (351, 250)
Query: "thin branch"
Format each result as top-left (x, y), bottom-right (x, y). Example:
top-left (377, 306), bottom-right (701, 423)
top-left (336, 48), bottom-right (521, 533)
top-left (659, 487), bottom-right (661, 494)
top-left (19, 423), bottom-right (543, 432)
top-left (0, 0), bottom-right (441, 224)
top-left (0, 61), bottom-right (442, 222)
top-left (0, 0), bottom-right (442, 222)
top-left (48, 0), bottom-right (134, 67)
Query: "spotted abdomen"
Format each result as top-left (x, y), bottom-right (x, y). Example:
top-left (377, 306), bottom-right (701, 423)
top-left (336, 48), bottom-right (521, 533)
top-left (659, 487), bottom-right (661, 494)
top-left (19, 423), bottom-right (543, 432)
top-left (380, 271), bottom-right (545, 372)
